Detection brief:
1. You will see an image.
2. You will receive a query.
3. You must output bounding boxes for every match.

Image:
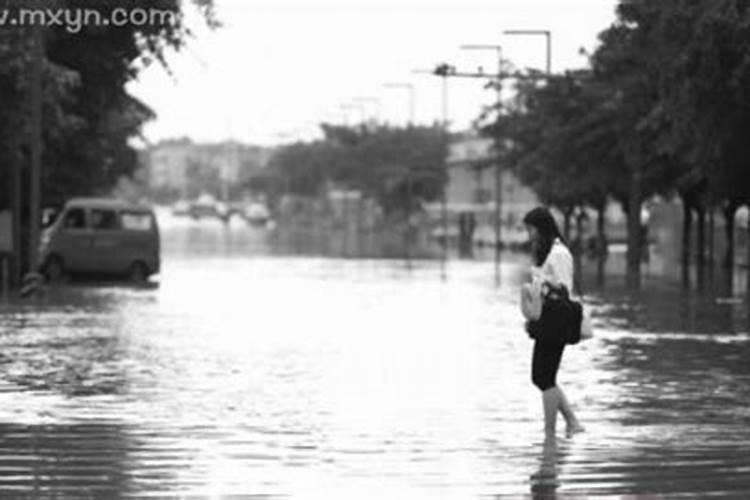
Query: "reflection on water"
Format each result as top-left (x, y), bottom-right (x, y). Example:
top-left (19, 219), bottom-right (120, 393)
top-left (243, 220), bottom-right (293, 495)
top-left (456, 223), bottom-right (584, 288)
top-left (529, 437), bottom-right (565, 499)
top-left (0, 213), bottom-right (748, 497)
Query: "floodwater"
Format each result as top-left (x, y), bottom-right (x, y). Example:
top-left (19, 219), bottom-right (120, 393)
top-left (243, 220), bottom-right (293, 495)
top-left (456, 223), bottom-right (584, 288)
top-left (0, 212), bottom-right (749, 499)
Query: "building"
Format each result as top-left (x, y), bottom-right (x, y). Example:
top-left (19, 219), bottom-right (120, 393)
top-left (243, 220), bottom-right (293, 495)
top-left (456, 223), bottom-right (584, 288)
top-left (429, 132), bottom-right (539, 247)
top-left (144, 138), bottom-right (272, 200)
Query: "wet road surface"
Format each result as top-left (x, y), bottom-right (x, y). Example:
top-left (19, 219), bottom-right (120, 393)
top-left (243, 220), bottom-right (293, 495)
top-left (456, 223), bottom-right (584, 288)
top-left (0, 214), bottom-right (749, 499)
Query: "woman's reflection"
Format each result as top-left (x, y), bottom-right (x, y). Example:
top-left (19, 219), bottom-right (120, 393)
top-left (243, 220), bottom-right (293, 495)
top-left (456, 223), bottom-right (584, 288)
top-left (530, 436), bottom-right (567, 499)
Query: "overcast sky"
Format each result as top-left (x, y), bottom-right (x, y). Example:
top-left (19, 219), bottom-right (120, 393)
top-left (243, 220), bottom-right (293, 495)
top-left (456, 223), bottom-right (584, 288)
top-left (128, 0), bottom-right (619, 146)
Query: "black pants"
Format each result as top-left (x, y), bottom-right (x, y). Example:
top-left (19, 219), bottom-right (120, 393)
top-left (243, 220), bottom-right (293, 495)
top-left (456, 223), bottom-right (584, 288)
top-left (531, 339), bottom-right (565, 391)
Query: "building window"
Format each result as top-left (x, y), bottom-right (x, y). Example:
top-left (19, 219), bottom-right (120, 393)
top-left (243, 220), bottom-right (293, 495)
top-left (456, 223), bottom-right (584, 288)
top-left (474, 189), bottom-right (491, 204)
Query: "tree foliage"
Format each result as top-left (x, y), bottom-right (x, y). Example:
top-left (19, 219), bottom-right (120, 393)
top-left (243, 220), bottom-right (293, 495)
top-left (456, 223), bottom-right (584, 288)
top-left (259, 124), bottom-right (447, 215)
top-left (0, 0), bottom-right (217, 209)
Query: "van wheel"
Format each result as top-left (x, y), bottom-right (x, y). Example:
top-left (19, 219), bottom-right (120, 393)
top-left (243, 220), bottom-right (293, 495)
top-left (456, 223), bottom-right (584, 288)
top-left (128, 262), bottom-right (149, 284)
top-left (44, 256), bottom-right (67, 283)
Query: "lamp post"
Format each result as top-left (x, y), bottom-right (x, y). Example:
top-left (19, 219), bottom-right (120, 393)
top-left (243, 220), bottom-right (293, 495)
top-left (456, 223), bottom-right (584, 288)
top-left (503, 29), bottom-right (552, 75)
top-left (414, 64), bottom-right (455, 281)
top-left (460, 44), bottom-right (505, 286)
top-left (435, 64), bottom-right (454, 281)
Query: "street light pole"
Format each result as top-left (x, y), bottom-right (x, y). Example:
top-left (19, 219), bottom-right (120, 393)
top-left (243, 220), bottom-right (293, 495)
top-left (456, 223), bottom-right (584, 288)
top-left (414, 64), bottom-right (458, 281)
top-left (435, 65), bottom-right (454, 282)
top-left (461, 44), bottom-right (505, 286)
top-left (503, 29), bottom-right (552, 75)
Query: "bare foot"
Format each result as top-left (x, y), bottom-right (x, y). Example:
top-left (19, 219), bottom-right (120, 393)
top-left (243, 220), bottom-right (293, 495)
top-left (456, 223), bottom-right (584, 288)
top-left (566, 423), bottom-right (585, 436)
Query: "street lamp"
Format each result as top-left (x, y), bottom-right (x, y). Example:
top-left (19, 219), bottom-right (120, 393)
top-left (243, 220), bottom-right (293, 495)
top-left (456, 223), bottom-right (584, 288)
top-left (503, 29), bottom-right (552, 75)
top-left (384, 82), bottom-right (416, 125)
top-left (432, 64), bottom-right (454, 281)
top-left (413, 63), bottom-right (458, 280)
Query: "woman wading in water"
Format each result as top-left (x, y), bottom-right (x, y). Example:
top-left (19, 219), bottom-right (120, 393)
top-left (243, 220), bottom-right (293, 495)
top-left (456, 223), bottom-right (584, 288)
top-left (523, 207), bottom-right (584, 438)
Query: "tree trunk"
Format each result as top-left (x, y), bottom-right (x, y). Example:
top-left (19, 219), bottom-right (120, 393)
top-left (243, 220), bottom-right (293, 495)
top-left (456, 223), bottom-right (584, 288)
top-left (696, 205), bottom-right (706, 289)
top-left (596, 205), bottom-right (608, 251)
top-left (681, 198), bottom-right (693, 288)
top-left (563, 208), bottom-right (573, 242)
top-left (696, 206), bottom-right (706, 269)
top-left (596, 204), bottom-right (607, 287)
top-left (626, 167), bottom-right (643, 290)
top-left (708, 208), bottom-right (715, 266)
top-left (723, 202), bottom-right (737, 269)
top-left (573, 210), bottom-right (584, 295)
top-left (11, 151), bottom-right (22, 288)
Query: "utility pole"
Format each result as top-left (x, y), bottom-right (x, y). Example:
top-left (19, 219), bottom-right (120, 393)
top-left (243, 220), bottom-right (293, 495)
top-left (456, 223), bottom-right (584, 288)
top-left (435, 64), bottom-right (454, 282)
top-left (461, 44), bottom-right (505, 286)
top-left (414, 64), bottom-right (457, 280)
top-left (29, 24), bottom-right (44, 275)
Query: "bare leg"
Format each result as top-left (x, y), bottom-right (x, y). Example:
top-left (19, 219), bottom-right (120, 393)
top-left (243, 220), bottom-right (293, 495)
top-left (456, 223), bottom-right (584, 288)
top-left (556, 386), bottom-right (584, 434)
top-left (542, 388), bottom-right (559, 438)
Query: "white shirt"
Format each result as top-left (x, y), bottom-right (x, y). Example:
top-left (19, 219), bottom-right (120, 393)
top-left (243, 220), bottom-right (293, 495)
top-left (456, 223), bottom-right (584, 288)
top-left (531, 238), bottom-right (574, 292)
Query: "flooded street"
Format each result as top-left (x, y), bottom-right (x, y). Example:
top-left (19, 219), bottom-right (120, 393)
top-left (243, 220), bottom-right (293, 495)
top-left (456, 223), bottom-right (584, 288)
top-left (1, 214), bottom-right (749, 499)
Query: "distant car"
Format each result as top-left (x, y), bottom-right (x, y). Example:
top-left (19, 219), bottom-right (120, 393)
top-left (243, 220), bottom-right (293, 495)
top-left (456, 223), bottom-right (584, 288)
top-left (172, 200), bottom-right (190, 216)
top-left (39, 198), bottom-right (160, 283)
top-left (243, 202), bottom-right (271, 227)
top-left (189, 194), bottom-right (227, 220)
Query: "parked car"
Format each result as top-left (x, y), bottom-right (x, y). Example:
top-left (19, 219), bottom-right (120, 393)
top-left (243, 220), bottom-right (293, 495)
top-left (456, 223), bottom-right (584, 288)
top-left (172, 200), bottom-right (191, 217)
top-left (39, 198), bottom-right (160, 283)
top-left (189, 193), bottom-right (229, 220)
top-left (243, 202), bottom-right (271, 227)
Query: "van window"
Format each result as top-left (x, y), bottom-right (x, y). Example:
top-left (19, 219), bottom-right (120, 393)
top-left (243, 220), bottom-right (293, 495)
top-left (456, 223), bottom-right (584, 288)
top-left (63, 208), bottom-right (86, 230)
top-left (91, 209), bottom-right (120, 231)
top-left (121, 212), bottom-right (154, 231)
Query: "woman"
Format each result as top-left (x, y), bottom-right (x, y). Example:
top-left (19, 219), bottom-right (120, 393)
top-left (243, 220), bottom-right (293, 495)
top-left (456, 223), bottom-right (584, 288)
top-left (523, 207), bottom-right (584, 438)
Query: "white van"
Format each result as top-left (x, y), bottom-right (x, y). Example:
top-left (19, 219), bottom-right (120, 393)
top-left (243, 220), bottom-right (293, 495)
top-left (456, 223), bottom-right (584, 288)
top-left (40, 198), bottom-right (160, 282)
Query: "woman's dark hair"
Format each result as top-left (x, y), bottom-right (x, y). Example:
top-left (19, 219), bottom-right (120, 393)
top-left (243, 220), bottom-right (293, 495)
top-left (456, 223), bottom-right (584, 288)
top-left (523, 206), bottom-right (564, 266)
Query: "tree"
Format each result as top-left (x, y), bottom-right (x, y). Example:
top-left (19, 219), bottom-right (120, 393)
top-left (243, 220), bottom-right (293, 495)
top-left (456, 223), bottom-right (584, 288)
top-left (487, 71), bottom-right (625, 237)
top-left (656, 0), bottom-right (750, 270)
top-left (258, 124), bottom-right (447, 216)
